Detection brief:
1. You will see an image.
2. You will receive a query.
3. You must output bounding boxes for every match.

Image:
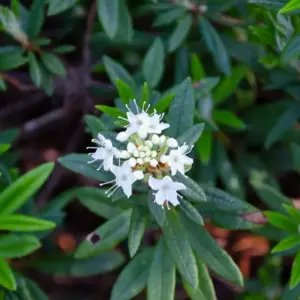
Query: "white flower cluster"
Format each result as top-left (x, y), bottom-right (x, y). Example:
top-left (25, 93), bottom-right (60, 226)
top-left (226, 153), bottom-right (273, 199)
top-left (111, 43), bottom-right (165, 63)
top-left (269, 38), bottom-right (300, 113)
top-left (87, 100), bottom-right (194, 208)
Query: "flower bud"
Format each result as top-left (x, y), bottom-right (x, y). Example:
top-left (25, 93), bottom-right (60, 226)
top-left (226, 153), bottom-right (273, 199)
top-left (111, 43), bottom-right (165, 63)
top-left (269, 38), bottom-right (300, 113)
top-left (127, 142), bottom-right (136, 153)
top-left (144, 157), bottom-right (151, 162)
top-left (116, 131), bottom-right (128, 142)
top-left (128, 157), bottom-right (137, 167)
top-left (160, 155), bottom-right (169, 164)
top-left (133, 170), bottom-right (144, 180)
top-left (159, 135), bottom-right (166, 146)
top-left (133, 149), bottom-right (140, 157)
top-left (150, 159), bottom-right (158, 167)
top-left (167, 138), bottom-right (178, 148)
top-left (145, 140), bottom-right (153, 148)
top-left (139, 130), bottom-right (147, 139)
top-left (120, 150), bottom-right (130, 159)
top-left (152, 134), bottom-right (159, 145)
top-left (139, 152), bottom-right (146, 158)
top-left (137, 158), bottom-right (144, 165)
top-left (145, 150), bottom-right (151, 157)
top-left (151, 151), bottom-right (157, 158)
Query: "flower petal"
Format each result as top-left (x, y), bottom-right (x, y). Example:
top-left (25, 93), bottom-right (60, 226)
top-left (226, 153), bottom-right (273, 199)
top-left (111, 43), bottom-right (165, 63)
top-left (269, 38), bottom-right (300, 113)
top-left (149, 176), bottom-right (164, 190)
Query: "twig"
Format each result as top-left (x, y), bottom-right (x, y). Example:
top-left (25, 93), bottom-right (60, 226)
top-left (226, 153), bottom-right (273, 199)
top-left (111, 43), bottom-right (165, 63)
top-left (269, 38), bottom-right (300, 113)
top-left (35, 121), bottom-right (84, 210)
top-left (0, 73), bottom-right (38, 92)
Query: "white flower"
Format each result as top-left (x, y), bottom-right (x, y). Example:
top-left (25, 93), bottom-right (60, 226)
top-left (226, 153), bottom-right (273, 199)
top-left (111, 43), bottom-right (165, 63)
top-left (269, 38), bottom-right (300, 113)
top-left (101, 162), bottom-right (144, 198)
top-left (147, 114), bottom-right (169, 134)
top-left (150, 159), bottom-right (158, 167)
top-left (168, 144), bottom-right (193, 175)
top-left (127, 142), bottom-right (136, 153)
top-left (117, 100), bottom-right (169, 139)
top-left (87, 134), bottom-right (120, 171)
top-left (149, 176), bottom-right (186, 208)
top-left (167, 138), bottom-right (178, 148)
top-left (152, 134), bottom-right (160, 145)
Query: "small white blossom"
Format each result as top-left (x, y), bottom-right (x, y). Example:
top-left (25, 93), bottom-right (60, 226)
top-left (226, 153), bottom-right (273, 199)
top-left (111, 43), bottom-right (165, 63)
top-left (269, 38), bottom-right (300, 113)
top-left (160, 155), bottom-right (169, 164)
top-left (159, 135), bottom-right (166, 146)
top-left (152, 134), bottom-right (160, 145)
top-left (168, 144), bottom-right (193, 175)
top-left (87, 134), bottom-right (120, 171)
top-left (128, 157), bottom-right (137, 167)
top-left (133, 149), bottom-right (140, 157)
top-left (151, 151), bottom-right (157, 158)
top-left (167, 138), bottom-right (178, 148)
top-left (147, 114), bottom-right (170, 134)
top-left (101, 162), bottom-right (144, 198)
top-left (120, 150), bottom-right (130, 159)
top-left (127, 142), bottom-right (136, 153)
top-left (116, 131), bottom-right (129, 142)
top-left (149, 176), bottom-right (186, 208)
top-left (150, 159), bottom-right (158, 167)
top-left (145, 140), bottom-right (153, 148)
top-left (137, 158), bottom-right (144, 165)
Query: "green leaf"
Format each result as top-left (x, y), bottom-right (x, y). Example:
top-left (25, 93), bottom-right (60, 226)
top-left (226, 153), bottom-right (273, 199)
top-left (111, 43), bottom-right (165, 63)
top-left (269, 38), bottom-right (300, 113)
top-left (141, 82), bottom-right (149, 105)
top-left (0, 162), bottom-right (54, 215)
top-left (250, 180), bottom-right (290, 212)
top-left (183, 257), bottom-right (217, 300)
top-left (97, 0), bottom-right (119, 40)
top-left (213, 110), bottom-right (245, 130)
top-left (0, 214), bottom-right (55, 231)
top-left (280, 0), bottom-right (300, 14)
top-left (283, 204), bottom-right (300, 223)
top-left (53, 45), bottom-right (75, 54)
top-left (31, 251), bottom-right (125, 277)
top-left (196, 130), bottom-right (213, 165)
top-left (183, 217), bottom-right (243, 286)
top-left (153, 93), bottom-right (175, 113)
top-left (26, 0), bottom-right (45, 39)
top-left (202, 186), bottom-right (250, 212)
top-left (58, 153), bottom-right (112, 182)
top-left (143, 38), bottom-right (165, 88)
top-left (147, 191), bottom-right (165, 227)
top-left (198, 17), bottom-right (231, 75)
top-left (0, 5), bottom-right (23, 39)
top-left (265, 103), bottom-right (300, 149)
top-left (17, 277), bottom-right (48, 300)
top-left (40, 52), bottom-right (66, 78)
top-left (153, 7), bottom-right (185, 27)
top-left (84, 115), bottom-right (107, 138)
top-left (75, 187), bottom-right (123, 219)
top-left (0, 129), bottom-right (19, 145)
top-left (0, 234), bottom-right (40, 258)
top-left (48, 0), bottom-right (77, 16)
top-left (180, 199), bottom-right (204, 225)
top-left (290, 251), bottom-right (300, 288)
top-left (75, 210), bottom-right (131, 258)
top-left (0, 78), bottom-right (7, 91)
top-left (190, 53), bottom-right (206, 81)
top-left (174, 173), bottom-right (207, 203)
top-left (272, 236), bottom-right (300, 254)
top-left (128, 206), bottom-right (147, 257)
top-left (114, 0), bottom-right (133, 42)
top-left (147, 238), bottom-right (176, 300)
top-left (28, 52), bottom-right (42, 87)
top-left (103, 55), bottom-right (135, 89)
top-left (111, 248), bottom-right (153, 300)
top-left (282, 35), bottom-right (300, 63)
top-left (95, 105), bottom-right (125, 118)
top-left (291, 143), bottom-right (300, 172)
top-left (168, 14), bottom-right (192, 53)
top-left (116, 79), bottom-right (134, 105)
top-left (248, 0), bottom-right (286, 10)
top-left (162, 210), bottom-right (198, 288)
top-left (177, 123), bottom-right (205, 146)
top-left (0, 258), bottom-right (16, 291)
top-left (167, 77), bottom-right (195, 137)
top-left (0, 50), bottom-right (27, 71)
top-left (213, 65), bottom-right (246, 105)
top-left (265, 211), bottom-right (298, 234)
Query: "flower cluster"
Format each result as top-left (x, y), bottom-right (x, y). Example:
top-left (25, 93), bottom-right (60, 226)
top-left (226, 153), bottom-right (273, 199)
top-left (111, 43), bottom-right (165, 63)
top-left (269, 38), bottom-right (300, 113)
top-left (87, 100), bottom-right (194, 208)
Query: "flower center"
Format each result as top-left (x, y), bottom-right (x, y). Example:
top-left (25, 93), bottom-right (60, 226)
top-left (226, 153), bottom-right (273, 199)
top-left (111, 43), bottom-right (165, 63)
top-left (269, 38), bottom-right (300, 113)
top-left (121, 174), bottom-right (128, 181)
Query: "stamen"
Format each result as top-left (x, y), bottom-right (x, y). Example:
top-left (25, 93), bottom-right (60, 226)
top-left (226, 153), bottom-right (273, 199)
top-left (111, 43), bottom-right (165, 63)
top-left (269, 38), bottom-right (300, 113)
top-left (86, 147), bottom-right (99, 149)
top-left (97, 161), bottom-right (104, 170)
top-left (91, 139), bottom-right (105, 146)
top-left (125, 104), bottom-right (133, 113)
top-left (88, 159), bottom-right (97, 164)
top-left (105, 183), bottom-right (118, 194)
top-left (118, 116), bottom-right (128, 121)
top-left (134, 99), bottom-right (140, 114)
top-left (142, 101), bottom-right (146, 111)
top-left (108, 185), bottom-right (119, 197)
top-left (100, 180), bottom-right (116, 186)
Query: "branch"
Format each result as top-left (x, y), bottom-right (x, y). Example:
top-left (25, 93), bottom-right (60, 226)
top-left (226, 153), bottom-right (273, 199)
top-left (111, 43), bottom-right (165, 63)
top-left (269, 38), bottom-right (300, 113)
top-left (0, 73), bottom-right (38, 92)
